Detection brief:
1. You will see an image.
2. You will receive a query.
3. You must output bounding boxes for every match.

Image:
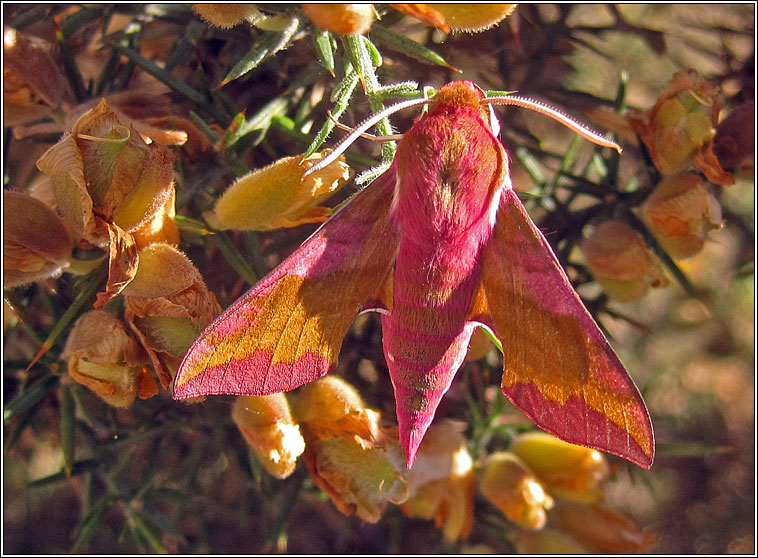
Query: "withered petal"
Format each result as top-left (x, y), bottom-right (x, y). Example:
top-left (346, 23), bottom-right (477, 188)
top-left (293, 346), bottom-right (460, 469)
top-left (36, 133), bottom-right (94, 238)
top-left (94, 221), bottom-right (139, 308)
top-left (123, 243), bottom-right (202, 299)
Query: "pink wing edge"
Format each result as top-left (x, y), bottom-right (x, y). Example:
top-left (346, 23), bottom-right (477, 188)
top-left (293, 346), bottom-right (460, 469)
top-left (469, 188), bottom-right (655, 469)
top-left (173, 171), bottom-right (399, 400)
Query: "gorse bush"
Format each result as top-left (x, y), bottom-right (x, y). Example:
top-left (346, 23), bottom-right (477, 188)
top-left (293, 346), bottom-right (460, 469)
top-left (4, 4), bottom-right (754, 554)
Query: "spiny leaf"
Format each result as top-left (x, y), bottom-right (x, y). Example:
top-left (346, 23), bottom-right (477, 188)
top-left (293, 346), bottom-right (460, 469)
top-left (313, 29), bottom-right (336, 76)
top-left (342, 34), bottom-right (395, 162)
top-left (305, 71), bottom-right (360, 157)
top-left (126, 508), bottom-right (168, 554)
top-left (370, 23), bottom-right (460, 71)
top-left (60, 383), bottom-right (76, 476)
top-left (54, 20), bottom-right (88, 103)
top-left (4, 374), bottom-right (60, 423)
top-left (218, 18), bottom-right (300, 87)
top-left (111, 43), bottom-right (219, 118)
top-left (27, 263), bottom-right (107, 370)
top-left (71, 493), bottom-right (119, 553)
top-left (213, 229), bottom-right (259, 287)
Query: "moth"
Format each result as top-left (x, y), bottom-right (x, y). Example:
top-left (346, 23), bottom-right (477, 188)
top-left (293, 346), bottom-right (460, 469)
top-left (174, 81), bottom-right (654, 469)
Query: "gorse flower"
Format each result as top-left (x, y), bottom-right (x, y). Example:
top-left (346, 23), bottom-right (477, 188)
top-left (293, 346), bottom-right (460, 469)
top-left (640, 172), bottom-right (723, 260)
top-left (3, 27), bottom-right (65, 127)
top-left (399, 422), bottom-right (475, 541)
top-left (293, 377), bottom-right (405, 523)
top-left (192, 4), bottom-right (264, 29)
top-left (63, 310), bottom-right (153, 408)
top-left (629, 70), bottom-right (721, 177)
top-left (552, 500), bottom-right (657, 553)
top-left (207, 150), bottom-right (352, 231)
top-left (3, 191), bottom-right (74, 288)
top-left (34, 98), bottom-right (179, 307)
top-left (509, 432), bottom-right (611, 504)
top-left (422, 4), bottom-right (518, 32)
top-left (122, 243), bottom-right (222, 389)
top-left (36, 98), bottom-right (177, 240)
top-left (232, 394), bottom-right (306, 479)
top-left (301, 4), bottom-right (375, 35)
top-left (477, 451), bottom-right (555, 530)
top-left (581, 220), bottom-right (668, 302)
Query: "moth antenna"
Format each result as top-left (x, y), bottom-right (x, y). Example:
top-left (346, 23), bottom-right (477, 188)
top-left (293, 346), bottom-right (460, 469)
top-left (483, 95), bottom-right (622, 153)
top-left (327, 111), bottom-right (404, 142)
top-left (304, 97), bottom-right (434, 177)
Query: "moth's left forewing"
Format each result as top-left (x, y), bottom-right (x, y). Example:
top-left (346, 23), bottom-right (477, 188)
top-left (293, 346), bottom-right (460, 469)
top-left (470, 188), bottom-right (654, 468)
top-left (174, 171), bottom-right (400, 399)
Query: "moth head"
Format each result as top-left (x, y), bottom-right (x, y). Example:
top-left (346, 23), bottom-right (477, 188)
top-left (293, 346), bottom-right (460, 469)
top-left (304, 81), bottom-right (620, 179)
top-left (432, 81), bottom-right (501, 137)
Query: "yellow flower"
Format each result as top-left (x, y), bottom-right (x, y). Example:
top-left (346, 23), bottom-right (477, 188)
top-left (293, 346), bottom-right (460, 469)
top-left (552, 501), bottom-right (657, 553)
top-left (192, 4), bottom-right (263, 28)
top-left (424, 4), bottom-right (517, 32)
top-left (3, 27), bottom-right (64, 127)
top-left (628, 70), bottom-right (721, 176)
top-left (3, 191), bottom-right (74, 288)
top-left (581, 220), bottom-right (668, 302)
top-left (509, 432), bottom-right (611, 503)
top-left (232, 394), bottom-right (305, 479)
top-left (123, 243), bottom-right (222, 389)
top-left (35, 98), bottom-right (178, 306)
top-left (640, 172), bottom-right (723, 260)
top-left (477, 452), bottom-right (554, 530)
top-left (293, 376), bottom-right (406, 523)
top-left (63, 310), bottom-right (151, 408)
top-left (515, 527), bottom-right (591, 554)
top-left (304, 435), bottom-right (405, 523)
top-left (400, 422), bottom-right (475, 541)
top-left (36, 98), bottom-right (176, 239)
top-left (208, 150), bottom-right (351, 231)
top-left (301, 5), bottom-right (375, 35)
top-left (291, 376), bottom-right (382, 442)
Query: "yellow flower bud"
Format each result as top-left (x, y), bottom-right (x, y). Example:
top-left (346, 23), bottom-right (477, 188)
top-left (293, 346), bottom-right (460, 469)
top-left (291, 376), bottom-right (384, 443)
top-left (291, 375), bottom-right (366, 424)
top-left (304, 435), bottom-right (405, 523)
top-left (302, 5), bottom-right (374, 35)
top-left (232, 394), bottom-right (305, 479)
top-left (192, 4), bottom-right (263, 28)
top-left (628, 70), bottom-right (721, 176)
top-left (400, 422), bottom-right (475, 541)
top-left (63, 310), bottom-right (147, 408)
top-left (477, 452), bottom-right (554, 530)
top-left (208, 150), bottom-right (351, 231)
top-left (581, 220), bottom-right (668, 302)
top-left (640, 172), bottom-right (723, 260)
top-left (552, 501), bottom-right (657, 553)
top-left (515, 527), bottom-right (591, 554)
top-left (3, 27), bottom-right (63, 126)
top-left (509, 432), bottom-right (611, 503)
top-left (123, 243), bottom-right (222, 389)
top-left (424, 4), bottom-right (517, 32)
top-left (35, 98), bottom-right (176, 240)
top-left (3, 191), bottom-right (73, 288)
